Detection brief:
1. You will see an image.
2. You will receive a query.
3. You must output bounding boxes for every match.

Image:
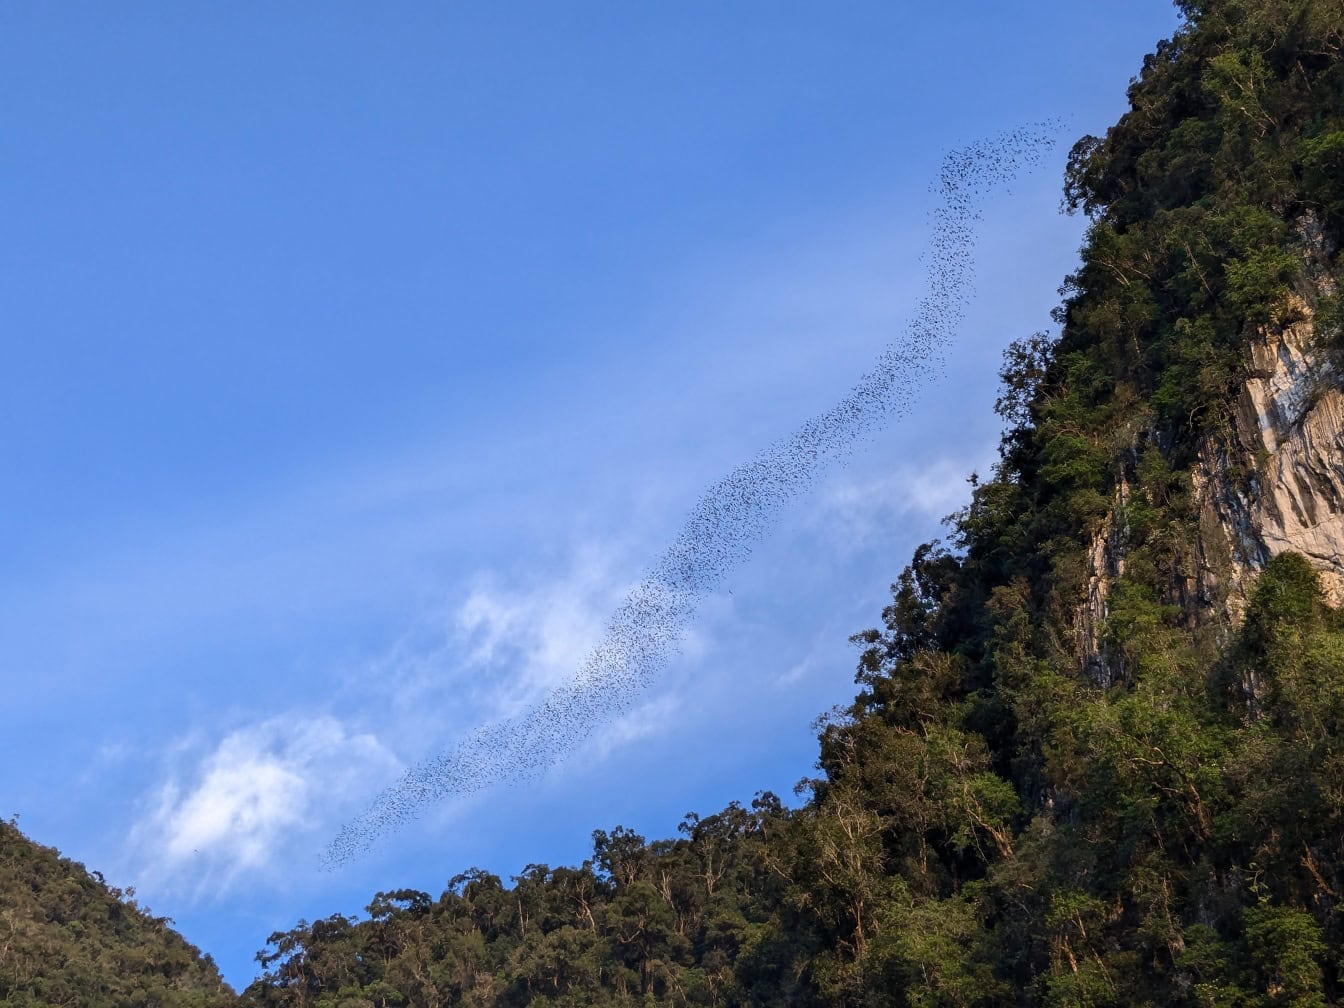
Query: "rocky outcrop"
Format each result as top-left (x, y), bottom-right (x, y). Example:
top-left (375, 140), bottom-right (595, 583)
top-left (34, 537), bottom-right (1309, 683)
top-left (1196, 212), bottom-right (1344, 619)
top-left (1078, 481), bottom-right (1130, 687)
top-left (1080, 220), bottom-right (1344, 675)
top-left (1195, 301), bottom-right (1344, 617)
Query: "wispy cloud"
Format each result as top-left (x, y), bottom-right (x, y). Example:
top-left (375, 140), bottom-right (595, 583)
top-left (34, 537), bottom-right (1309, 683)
top-left (128, 541), bottom-right (663, 889)
top-left (359, 542), bottom-right (639, 739)
top-left (811, 455), bottom-right (991, 551)
top-left (132, 715), bottom-right (397, 896)
top-left (455, 545), bottom-right (630, 710)
top-left (567, 693), bottom-right (682, 769)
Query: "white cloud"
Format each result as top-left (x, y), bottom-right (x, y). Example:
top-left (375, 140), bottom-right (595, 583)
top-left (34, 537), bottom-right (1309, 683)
top-left (456, 551), bottom-right (617, 700)
top-left (566, 693), bottom-right (681, 769)
top-left (777, 658), bottom-right (813, 686)
top-left (813, 456), bottom-right (990, 550)
top-left (125, 541), bottom-right (679, 893)
top-left (96, 741), bottom-right (131, 763)
top-left (118, 449), bottom-right (980, 894)
top-left (134, 715), bottom-right (397, 894)
top-left (406, 543), bottom-right (636, 722)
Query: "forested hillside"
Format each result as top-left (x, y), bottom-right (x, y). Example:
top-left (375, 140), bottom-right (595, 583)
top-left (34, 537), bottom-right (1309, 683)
top-left (0, 818), bottom-right (234, 1006)
top-left (7, 0), bottom-right (1344, 1004)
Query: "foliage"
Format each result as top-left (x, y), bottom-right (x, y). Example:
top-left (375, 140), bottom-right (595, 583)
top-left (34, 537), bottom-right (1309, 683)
top-left (0, 819), bottom-right (234, 1007)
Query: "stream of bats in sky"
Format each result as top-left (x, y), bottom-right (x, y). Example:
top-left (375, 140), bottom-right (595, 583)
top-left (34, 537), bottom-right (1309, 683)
top-left (324, 122), bottom-right (1063, 868)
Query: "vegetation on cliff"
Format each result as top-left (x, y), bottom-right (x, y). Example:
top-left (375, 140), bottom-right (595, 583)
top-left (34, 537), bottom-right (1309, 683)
top-left (0, 818), bottom-right (234, 1007)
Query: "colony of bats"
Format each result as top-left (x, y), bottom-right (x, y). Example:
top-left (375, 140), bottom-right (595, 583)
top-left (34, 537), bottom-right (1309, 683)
top-left (324, 122), bottom-right (1062, 867)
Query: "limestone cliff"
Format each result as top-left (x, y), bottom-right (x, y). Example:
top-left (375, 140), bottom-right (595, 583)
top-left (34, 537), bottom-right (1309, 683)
top-left (1195, 298), bottom-right (1344, 611)
top-left (1081, 218), bottom-right (1344, 678)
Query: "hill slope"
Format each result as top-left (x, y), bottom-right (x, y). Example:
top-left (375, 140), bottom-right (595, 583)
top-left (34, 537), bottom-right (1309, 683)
top-left (0, 818), bottom-right (234, 1007)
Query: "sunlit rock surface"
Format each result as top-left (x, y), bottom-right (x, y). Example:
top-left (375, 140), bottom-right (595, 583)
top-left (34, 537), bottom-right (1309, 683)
top-left (1082, 216), bottom-right (1343, 677)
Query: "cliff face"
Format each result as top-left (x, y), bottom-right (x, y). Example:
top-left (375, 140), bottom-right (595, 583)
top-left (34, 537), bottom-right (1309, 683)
top-left (1081, 220), bottom-right (1344, 681)
top-left (1079, 481), bottom-right (1131, 686)
top-left (1196, 299), bottom-right (1344, 609)
top-left (1210, 215), bottom-right (1342, 597)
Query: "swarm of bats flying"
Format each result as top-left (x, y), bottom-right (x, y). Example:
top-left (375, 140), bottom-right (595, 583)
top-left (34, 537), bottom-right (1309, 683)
top-left (324, 122), bottom-right (1062, 868)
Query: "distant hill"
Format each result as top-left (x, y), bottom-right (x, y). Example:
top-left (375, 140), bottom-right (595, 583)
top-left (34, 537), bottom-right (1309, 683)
top-left (0, 817), bottom-right (234, 1007)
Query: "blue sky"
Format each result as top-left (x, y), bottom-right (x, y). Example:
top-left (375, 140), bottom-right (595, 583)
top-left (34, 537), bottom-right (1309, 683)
top-left (1, 1), bottom-right (1180, 989)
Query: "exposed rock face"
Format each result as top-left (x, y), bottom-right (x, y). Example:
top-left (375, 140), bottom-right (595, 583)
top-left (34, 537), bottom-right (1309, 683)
top-left (1079, 482), bottom-right (1130, 687)
top-left (1080, 219), bottom-right (1344, 676)
top-left (1197, 213), bottom-right (1344, 620)
top-left (1196, 303), bottom-right (1344, 616)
